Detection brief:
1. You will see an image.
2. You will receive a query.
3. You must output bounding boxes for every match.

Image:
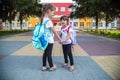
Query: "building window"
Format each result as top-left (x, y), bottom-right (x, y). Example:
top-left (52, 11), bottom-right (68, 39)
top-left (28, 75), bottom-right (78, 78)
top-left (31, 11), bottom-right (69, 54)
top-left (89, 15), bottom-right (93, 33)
top-left (111, 22), bottom-right (115, 27)
top-left (87, 22), bottom-right (91, 27)
top-left (99, 22), bottom-right (103, 27)
top-left (74, 22), bottom-right (78, 27)
top-left (92, 22), bottom-right (96, 27)
top-left (117, 23), bottom-right (120, 27)
top-left (60, 7), bottom-right (65, 12)
top-left (68, 8), bottom-right (72, 12)
top-left (17, 23), bottom-right (20, 27)
top-left (70, 22), bottom-right (72, 25)
top-left (55, 7), bottom-right (58, 11)
top-left (80, 22), bottom-right (84, 27)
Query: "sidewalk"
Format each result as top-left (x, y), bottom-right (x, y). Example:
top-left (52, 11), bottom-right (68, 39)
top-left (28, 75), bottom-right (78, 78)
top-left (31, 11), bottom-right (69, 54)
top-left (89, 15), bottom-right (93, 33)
top-left (0, 31), bottom-right (120, 80)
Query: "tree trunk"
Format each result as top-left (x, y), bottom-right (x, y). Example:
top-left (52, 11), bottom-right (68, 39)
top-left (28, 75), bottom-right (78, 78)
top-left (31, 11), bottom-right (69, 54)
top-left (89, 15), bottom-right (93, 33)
top-left (20, 19), bottom-right (22, 30)
top-left (105, 19), bottom-right (108, 32)
top-left (9, 11), bottom-right (12, 31)
top-left (19, 14), bottom-right (23, 30)
top-left (105, 14), bottom-right (108, 32)
top-left (95, 15), bottom-right (98, 32)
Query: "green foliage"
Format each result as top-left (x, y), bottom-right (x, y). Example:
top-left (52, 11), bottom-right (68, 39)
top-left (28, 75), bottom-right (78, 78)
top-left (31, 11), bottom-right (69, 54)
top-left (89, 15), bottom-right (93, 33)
top-left (16, 0), bottom-right (42, 18)
top-left (71, 0), bottom-right (120, 31)
top-left (0, 30), bottom-right (32, 36)
top-left (15, 0), bottom-right (42, 26)
top-left (85, 30), bottom-right (120, 38)
top-left (0, 0), bottom-right (42, 29)
top-left (0, 0), bottom-right (17, 22)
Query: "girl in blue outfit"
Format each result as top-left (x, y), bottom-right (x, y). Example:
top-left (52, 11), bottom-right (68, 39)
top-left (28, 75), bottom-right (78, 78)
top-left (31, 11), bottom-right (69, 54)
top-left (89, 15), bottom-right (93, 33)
top-left (41, 4), bottom-right (61, 71)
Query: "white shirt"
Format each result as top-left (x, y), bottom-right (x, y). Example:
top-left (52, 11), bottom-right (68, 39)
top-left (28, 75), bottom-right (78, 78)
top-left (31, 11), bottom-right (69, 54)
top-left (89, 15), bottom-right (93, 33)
top-left (61, 25), bottom-right (72, 45)
top-left (42, 17), bottom-right (54, 43)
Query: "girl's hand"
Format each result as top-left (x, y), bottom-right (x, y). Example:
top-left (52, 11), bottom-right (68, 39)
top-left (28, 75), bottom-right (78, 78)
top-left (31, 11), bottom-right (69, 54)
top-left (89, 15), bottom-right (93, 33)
top-left (58, 39), bottom-right (62, 44)
top-left (59, 39), bottom-right (66, 44)
top-left (62, 40), bottom-right (66, 43)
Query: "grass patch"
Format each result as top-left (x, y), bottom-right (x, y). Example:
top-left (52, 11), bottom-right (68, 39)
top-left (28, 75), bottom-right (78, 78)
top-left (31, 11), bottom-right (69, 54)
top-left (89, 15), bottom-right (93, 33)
top-left (84, 30), bottom-right (120, 38)
top-left (0, 29), bottom-right (32, 36)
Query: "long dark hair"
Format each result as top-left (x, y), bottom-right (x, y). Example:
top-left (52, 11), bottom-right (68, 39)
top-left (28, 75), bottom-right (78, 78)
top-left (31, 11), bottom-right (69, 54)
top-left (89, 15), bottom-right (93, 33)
top-left (41, 4), bottom-right (55, 23)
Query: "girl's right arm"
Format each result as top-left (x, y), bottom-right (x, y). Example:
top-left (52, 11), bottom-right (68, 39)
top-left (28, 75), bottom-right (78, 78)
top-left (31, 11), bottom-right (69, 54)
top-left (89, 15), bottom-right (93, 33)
top-left (51, 27), bottom-right (62, 41)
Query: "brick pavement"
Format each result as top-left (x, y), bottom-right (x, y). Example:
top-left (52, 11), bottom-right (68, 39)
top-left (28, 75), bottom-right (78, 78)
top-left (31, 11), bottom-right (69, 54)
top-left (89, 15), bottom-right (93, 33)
top-left (0, 31), bottom-right (120, 80)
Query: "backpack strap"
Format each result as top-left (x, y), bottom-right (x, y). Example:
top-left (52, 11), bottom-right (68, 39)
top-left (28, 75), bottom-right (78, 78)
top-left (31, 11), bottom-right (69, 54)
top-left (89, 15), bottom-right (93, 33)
top-left (66, 25), bottom-right (75, 51)
top-left (67, 25), bottom-right (75, 51)
top-left (67, 25), bottom-right (71, 33)
top-left (43, 19), bottom-right (50, 25)
top-left (66, 25), bottom-right (72, 40)
top-left (42, 19), bottom-right (50, 32)
top-left (60, 25), bottom-right (72, 39)
top-left (43, 19), bottom-right (53, 37)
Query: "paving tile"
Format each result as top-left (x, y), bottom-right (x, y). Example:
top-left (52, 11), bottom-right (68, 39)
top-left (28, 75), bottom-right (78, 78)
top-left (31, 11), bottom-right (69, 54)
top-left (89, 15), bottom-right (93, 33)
top-left (78, 41), bottom-right (120, 56)
top-left (0, 56), bottom-right (112, 80)
top-left (92, 56), bottom-right (120, 80)
top-left (0, 55), bottom-right (7, 60)
top-left (17, 32), bottom-right (32, 36)
top-left (0, 41), bottom-right (30, 55)
top-left (12, 42), bottom-right (88, 56)
top-left (77, 36), bottom-right (108, 42)
top-left (0, 31), bottom-right (119, 80)
top-left (0, 36), bottom-right (32, 41)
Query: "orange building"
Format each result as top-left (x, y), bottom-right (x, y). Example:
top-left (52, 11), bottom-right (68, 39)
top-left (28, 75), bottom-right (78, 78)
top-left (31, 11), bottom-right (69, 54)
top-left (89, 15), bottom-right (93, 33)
top-left (79, 17), bottom-right (92, 30)
top-left (27, 17), bottom-right (40, 28)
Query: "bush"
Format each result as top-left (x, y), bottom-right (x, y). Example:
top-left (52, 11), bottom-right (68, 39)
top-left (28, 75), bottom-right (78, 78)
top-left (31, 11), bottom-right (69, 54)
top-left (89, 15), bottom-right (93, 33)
top-left (0, 30), bottom-right (31, 36)
top-left (85, 30), bottom-right (120, 38)
top-left (107, 32), bottom-right (111, 35)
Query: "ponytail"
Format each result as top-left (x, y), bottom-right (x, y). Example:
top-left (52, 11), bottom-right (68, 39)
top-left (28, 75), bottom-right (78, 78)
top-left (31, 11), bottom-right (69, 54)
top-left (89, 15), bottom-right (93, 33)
top-left (40, 4), bottom-right (55, 24)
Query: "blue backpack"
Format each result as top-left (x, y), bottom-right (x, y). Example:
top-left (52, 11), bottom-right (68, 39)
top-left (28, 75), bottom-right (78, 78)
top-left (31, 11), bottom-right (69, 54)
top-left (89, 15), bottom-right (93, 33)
top-left (32, 20), bottom-right (50, 50)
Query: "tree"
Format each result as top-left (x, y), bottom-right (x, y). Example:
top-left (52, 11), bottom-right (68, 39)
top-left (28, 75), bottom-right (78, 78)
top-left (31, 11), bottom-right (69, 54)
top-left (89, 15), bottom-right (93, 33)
top-left (70, 0), bottom-right (103, 31)
top-left (97, 0), bottom-right (120, 31)
top-left (0, 0), bottom-right (17, 30)
top-left (0, 0), bottom-right (42, 30)
top-left (70, 0), bottom-right (120, 31)
top-left (15, 0), bottom-right (42, 29)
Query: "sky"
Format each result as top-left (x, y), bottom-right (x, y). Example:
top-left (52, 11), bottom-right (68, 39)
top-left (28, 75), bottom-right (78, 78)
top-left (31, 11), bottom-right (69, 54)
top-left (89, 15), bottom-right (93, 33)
top-left (40, 0), bottom-right (73, 3)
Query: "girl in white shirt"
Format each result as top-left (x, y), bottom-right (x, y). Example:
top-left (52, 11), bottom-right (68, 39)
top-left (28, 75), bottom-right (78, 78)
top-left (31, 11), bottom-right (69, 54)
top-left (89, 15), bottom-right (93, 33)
top-left (60, 16), bottom-right (74, 72)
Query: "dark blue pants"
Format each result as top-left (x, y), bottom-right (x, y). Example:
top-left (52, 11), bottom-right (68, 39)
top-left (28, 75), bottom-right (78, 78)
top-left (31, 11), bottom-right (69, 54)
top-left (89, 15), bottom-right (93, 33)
top-left (43, 43), bottom-right (53, 67)
top-left (62, 44), bottom-right (74, 66)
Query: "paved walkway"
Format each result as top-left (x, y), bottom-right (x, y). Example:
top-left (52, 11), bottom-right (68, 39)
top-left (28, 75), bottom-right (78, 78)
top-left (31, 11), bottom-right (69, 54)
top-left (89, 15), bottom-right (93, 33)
top-left (0, 31), bottom-right (120, 80)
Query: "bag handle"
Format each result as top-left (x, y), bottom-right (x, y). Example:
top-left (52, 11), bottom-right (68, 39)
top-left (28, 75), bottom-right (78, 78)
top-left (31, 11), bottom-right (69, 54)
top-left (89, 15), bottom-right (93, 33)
top-left (43, 19), bottom-right (50, 25)
top-left (67, 25), bottom-right (71, 33)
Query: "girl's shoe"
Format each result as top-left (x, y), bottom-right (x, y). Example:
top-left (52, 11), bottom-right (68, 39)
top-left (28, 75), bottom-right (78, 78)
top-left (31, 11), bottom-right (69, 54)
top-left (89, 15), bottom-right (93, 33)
top-left (41, 67), bottom-right (49, 71)
top-left (69, 66), bottom-right (74, 72)
top-left (49, 65), bottom-right (57, 71)
top-left (62, 63), bottom-right (68, 67)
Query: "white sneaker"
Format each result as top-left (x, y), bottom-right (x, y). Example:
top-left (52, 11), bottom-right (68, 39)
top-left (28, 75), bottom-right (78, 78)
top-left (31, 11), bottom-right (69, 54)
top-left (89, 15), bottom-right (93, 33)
top-left (41, 67), bottom-right (49, 71)
top-left (49, 65), bottom-right (57, 71)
